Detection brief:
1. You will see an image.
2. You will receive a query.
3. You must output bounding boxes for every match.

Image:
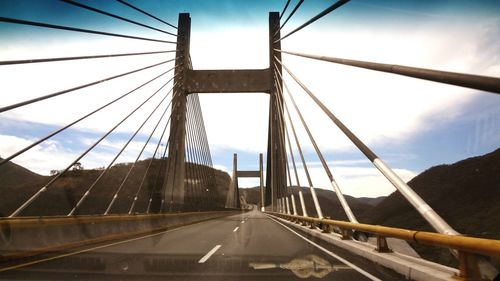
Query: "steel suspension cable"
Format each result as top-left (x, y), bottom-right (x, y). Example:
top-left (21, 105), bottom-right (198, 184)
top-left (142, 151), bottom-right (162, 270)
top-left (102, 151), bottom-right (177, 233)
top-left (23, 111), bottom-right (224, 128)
top-left (68, 78), bottom-right (175, 216)
top-left (0, 17), bottom-right (175, 44)
top-left (192, 95), bottom-right (212, 210)
top-left (280, 83), bottom-right (322, 218)
top-left (273, 75), bottom-right (310, 217)
top-left (285, 148), bottom-right (292, 192)
top-left (185, 95), bottom-right (202, 210)
top-left (271, 68), bottom-right (316, 217)
top-left (279, 0), bottom-right (292, 20)
top-left (277, 49), bottom-right (500, 95)
top-left (193, 94), bottom-right (213, 168)
top-left (166, 88), bottom-right (188, 212)
top-left (116, 0), bottom-right (177, 30)
top-left (128, 92), bottom-right (176, 214)
top-left (284, 109), bottom-right (306, 216)
top-left (274, 0), bottom-right (304, 37)
top-left (158, 143), bottom-right (170, 212)
top-left (285, 118), bottom-right (301, 188)
top-left (184, 96), bottom-right (194, 210)
top-left (188, 96), bottom-right (210, 210)
top-left (276, 0), bottom-right (350, 42)
top-left (0, 58), bottom-right (175, 113)
top-left (104, 87), bottom-right (175, 215)
top-left (192, 94), bottom-right (218, 208)
top-left (284, 153), bottom-right (298, 215)
top-left (191, 97), bottom-right (209, 210)
top-left (192, 96), bottom-right (211, 210)
top-left (271, 76), bottom-right (290, 204)
top-left (282, 79), bottom-right (358, 222)
top-left (0, 50), bottom-right (175, 66)
top-left (0, 66), bottom-right (175, 167)
top-left (275, 61), bottom-right (358, 222)
top-left (283, 139), bottom-right (293, 215)
top-left (183, 95), bottom-right (192, 209)
top-left (278, 59), bottom-right (459, 235)
top-left (60, 0), bottom-right (176, 37)
top-left (146, 122), bottom-right (173, 214)
top-left (145, 143), bottom-right (168, 213)
top-left (8, 73), bottom-right (175, 217)
top-left (268, 93), bottom-right (276, 210)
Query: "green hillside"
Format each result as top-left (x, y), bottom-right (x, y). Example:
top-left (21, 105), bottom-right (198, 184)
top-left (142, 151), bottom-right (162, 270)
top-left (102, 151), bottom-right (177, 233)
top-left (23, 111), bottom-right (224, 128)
top-left (0, 158), bottom-right (231, 216)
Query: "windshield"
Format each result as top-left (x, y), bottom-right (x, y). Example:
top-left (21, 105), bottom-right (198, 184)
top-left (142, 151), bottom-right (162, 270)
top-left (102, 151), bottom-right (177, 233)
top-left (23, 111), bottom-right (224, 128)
top-left (0, 0), bottom-right (499, 280)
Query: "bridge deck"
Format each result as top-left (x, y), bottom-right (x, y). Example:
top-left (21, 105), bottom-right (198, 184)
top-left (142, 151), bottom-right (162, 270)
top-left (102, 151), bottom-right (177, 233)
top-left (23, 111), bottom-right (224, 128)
top-left (1, 208), bottom-right (404, 280)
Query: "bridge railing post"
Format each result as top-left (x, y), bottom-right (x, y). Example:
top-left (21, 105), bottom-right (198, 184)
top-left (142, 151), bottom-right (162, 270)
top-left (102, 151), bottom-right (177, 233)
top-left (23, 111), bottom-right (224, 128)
top-left (375, 235), bottom-right (392, 253)
top-left (457, 251), bottom-right (484, 281)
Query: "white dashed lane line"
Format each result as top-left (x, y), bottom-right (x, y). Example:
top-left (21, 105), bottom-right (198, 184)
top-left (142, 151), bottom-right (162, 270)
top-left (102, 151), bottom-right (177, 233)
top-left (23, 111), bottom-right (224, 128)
top-left (198, 245), bottom-right (222, 263)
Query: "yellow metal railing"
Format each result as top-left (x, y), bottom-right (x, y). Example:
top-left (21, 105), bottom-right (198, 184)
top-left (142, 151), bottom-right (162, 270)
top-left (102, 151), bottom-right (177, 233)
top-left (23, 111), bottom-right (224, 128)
top-left (268, 212), bottom-right (500, 257)
top-left (267, 212), bottom-right (500, 280)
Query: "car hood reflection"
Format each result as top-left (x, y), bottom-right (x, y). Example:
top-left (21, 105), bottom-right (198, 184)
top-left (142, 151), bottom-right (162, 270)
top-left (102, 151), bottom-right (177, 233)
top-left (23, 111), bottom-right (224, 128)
top-left (249, 254), bottom-right (352, 278)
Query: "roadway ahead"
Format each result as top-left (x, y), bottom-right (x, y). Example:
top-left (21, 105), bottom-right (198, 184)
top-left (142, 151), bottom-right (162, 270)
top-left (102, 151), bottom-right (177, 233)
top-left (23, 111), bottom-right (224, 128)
top-left (1, 208), bottom-right (404, 280)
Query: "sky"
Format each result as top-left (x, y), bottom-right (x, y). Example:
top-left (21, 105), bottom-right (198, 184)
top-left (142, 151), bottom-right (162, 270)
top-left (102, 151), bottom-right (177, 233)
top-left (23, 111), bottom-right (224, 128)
top-left (0, 0), bottom-right (499, 198)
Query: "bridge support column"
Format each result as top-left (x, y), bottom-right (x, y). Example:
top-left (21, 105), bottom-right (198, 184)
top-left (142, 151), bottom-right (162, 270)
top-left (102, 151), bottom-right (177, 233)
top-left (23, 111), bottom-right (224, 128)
top-left (162, 13), bottom-right (191, 212)
top-left (232, 153), bottom-right (241, 209)
top-left (265, 12), bottom-right (286, 211)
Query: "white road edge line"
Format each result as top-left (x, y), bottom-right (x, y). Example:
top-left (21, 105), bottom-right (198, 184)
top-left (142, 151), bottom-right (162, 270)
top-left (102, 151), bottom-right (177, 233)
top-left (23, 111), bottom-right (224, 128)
top-left (198, 245), bottom-right (221, 263)
top-left (233, 227), bottom-right (239, 232)
top-left (269, 216), bottom-right (382, 281)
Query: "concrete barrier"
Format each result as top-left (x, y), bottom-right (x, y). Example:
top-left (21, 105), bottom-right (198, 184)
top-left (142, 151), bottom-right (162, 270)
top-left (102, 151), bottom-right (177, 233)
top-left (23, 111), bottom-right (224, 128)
top-left (0, 211), bottom-right (238, 261)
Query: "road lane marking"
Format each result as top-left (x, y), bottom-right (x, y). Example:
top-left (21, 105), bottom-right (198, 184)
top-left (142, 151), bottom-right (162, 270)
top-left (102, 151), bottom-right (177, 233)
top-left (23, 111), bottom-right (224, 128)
top-left (270, 217), bottom-right (382, 281)
top-left (198, 245), bottom-right (221, 263)
top-left (241, 220), bottom-right (245, 223)
top-left (233, 227), bottom-right (239, 232)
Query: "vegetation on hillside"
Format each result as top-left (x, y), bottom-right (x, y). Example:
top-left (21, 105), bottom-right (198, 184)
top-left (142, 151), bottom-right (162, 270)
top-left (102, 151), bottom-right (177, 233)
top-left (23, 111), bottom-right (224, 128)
top-left (241, 148), bottom-right (500, 267)
top-left (0, 158), bottom-right (231, 216)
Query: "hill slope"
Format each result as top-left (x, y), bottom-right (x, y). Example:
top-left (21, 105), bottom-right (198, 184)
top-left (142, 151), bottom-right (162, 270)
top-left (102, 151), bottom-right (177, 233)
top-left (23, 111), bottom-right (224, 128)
top-left (370, 148), bottom-right (500, 238)
top-left (368, 148), bottom-right (500, 265)
top-left (0, 158), bottom-right (231, 216)
top-left (241, 186), bottom-right (376, 222)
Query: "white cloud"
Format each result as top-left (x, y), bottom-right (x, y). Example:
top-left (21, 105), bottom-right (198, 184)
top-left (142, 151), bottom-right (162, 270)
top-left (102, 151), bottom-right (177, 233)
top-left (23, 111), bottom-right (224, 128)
top-left (289, 165), bottom-right (417, 198)
top-left (192, 20), bottom-right (500, 158)
top-left (0, 134), bottom-right (75, 175)
top-left (0, 134), bottom-right (121, 175)
top-left (1, 11), bottom-right (499, 198)
top-left (2, 19), bottom-right (497, 154)
top-left (212, 164), bottom-right (229, 173)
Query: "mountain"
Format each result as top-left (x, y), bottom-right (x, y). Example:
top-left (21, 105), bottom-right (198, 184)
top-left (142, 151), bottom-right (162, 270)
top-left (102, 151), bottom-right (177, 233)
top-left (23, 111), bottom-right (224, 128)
top-left (0, 157), bottom-right (48, 217)
top-left (240, 186), bottom-right (377, 222)
top-left (355, 196), bottom-right (385, 207)
top-left (0, 157), bottom-right (45, 188)
top-left (367, 148), bottom-right (500, 266)
top-left (0, 158), bottom-right (231, 216)
top-left (241, 148), bottom-right (500, 267)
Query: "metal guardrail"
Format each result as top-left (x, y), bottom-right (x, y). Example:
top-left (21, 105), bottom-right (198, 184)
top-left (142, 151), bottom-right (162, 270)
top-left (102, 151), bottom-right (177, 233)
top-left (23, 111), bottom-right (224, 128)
top-left (267, 212), bottom-right (500, 257)
top-left (267, 212), bottom-right (500, 280)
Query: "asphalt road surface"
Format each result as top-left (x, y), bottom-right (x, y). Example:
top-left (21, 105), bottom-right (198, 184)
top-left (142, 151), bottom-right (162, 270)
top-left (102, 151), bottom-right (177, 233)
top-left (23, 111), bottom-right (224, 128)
top-left (0, 207), bottom-right (405, 280)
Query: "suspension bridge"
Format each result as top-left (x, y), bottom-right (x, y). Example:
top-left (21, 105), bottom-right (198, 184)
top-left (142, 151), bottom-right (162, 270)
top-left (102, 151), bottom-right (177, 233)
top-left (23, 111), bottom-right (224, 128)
top-left (1, 1), bottom-right (500, 280)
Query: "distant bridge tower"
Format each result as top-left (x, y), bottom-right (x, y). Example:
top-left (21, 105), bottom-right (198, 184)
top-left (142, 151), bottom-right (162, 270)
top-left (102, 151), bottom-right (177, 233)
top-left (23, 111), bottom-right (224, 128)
top-left (162, 12), bottom-right (285, 211)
